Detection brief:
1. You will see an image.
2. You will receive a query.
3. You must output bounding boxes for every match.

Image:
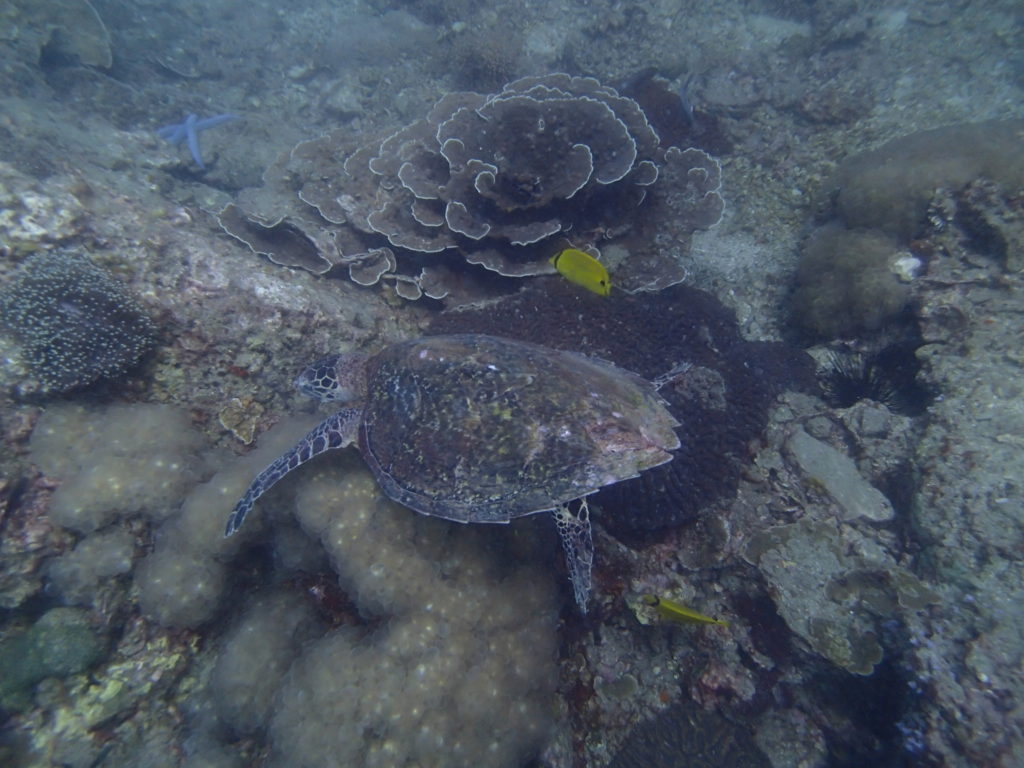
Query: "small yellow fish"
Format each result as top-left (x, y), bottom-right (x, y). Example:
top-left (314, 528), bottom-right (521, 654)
top-left (550, 248), bottom-right (611, 296)
top-left (641, 594), bottom-right (729, 627)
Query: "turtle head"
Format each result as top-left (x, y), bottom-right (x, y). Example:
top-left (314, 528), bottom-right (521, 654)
top-left (295, 352), bottom-right (369, 403)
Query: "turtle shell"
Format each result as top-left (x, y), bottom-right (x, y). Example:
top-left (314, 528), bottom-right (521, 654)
top-left (358, 334), bottom-right (680, 523)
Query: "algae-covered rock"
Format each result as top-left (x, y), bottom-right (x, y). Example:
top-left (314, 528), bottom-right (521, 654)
top-left (2, 0), bottom-right (112, 69)
top-left (743, 519), bottom-right (936, 675)
top-left (785, 428), bottom-right (894, 522)
top-left (0, 607), bottom-right (107, 710)
top-left (608, 699), bottom-right (771, 768)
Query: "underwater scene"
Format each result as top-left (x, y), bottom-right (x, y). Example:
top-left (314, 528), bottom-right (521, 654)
top-left (0, 0), bottom-right (1022, 766)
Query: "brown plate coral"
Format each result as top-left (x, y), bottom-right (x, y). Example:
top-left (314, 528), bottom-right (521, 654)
top-left (220, 73), bottom-right (724, 303)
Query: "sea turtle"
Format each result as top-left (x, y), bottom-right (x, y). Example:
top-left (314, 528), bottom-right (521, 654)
top-left (226, 333), bottom-right (680, 612)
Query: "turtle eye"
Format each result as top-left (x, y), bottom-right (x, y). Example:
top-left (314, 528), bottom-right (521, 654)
top-left (296, 365), bottom-right (331, 398)
top-left (295, 355), bottom-right (347, 398)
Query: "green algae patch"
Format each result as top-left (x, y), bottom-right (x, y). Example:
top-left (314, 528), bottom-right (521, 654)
top-left (0, 607), bottom-right (107, 710)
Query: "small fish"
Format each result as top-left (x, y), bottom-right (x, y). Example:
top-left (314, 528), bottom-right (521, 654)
top-left (677, 72), bottom-right (698, 129)
top-left (550, 248), bottom-right (611, 296)
top-left (641, 594), bottom-right (728, 627)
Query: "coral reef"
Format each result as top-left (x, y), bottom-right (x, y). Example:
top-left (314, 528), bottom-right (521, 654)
top-left (136, 417), bottom-right (561, 766)
top-left (891, 179), bottom-right (1024, 766)
top-left (263, 454), bottom-right (558, 768)
top-left (793, 120), bottom-right (1024, 343)
top-left (0, 251), bottom-right (156, 394)
top-left (1, 0), bottom-right (1022, 765)
top-left (45, 526), bottom-right (134, 605)
top-left (135, 546), bottom-right (229, 629)
top-left (132, 418), bottom-right (305, 628)
top-left (211, 588), bottom-right (323, 736)
top-left (221, 73), bottom-right (724, 302)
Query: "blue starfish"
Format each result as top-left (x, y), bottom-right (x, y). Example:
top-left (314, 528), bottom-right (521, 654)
top-left (156, 113), bottom-right (240, 169)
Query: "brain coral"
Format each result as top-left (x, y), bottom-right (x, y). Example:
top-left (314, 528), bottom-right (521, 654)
top-left (221, 73), bottom-right (724, 302)
top-left (0, 251), bottom-right (155, 393)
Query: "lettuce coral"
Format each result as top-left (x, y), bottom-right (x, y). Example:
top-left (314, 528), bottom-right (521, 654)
top-left (222, 73), bottom-right (724, 302)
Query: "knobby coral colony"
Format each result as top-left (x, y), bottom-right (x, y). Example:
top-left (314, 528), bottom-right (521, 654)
top-left (220, 73), bottom-right (724, 301)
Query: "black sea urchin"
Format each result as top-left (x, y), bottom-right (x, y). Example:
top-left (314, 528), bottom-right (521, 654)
top-left (819, 343), bottom-right (933, 416)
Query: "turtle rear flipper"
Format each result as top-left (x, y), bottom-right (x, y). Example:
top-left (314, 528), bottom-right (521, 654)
top-left (554, 499), bottom-right (594, 613)
top-left (225, 408), bottom-right (361, 536)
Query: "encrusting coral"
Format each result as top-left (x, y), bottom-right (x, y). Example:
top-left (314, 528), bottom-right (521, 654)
top-left (827, 119), bottom-right (1024, 242)
top-left (221, 73), bottom-right (724, 302)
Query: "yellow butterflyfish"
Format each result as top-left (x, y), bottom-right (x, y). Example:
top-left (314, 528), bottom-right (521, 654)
top-left (550, 248), bottom-right (611, 296)
top-left (641, 594), bottom-right (729, 627)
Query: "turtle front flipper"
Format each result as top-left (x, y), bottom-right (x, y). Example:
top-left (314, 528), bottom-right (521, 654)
top-left (225, 408), bottom-right (361, 536)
